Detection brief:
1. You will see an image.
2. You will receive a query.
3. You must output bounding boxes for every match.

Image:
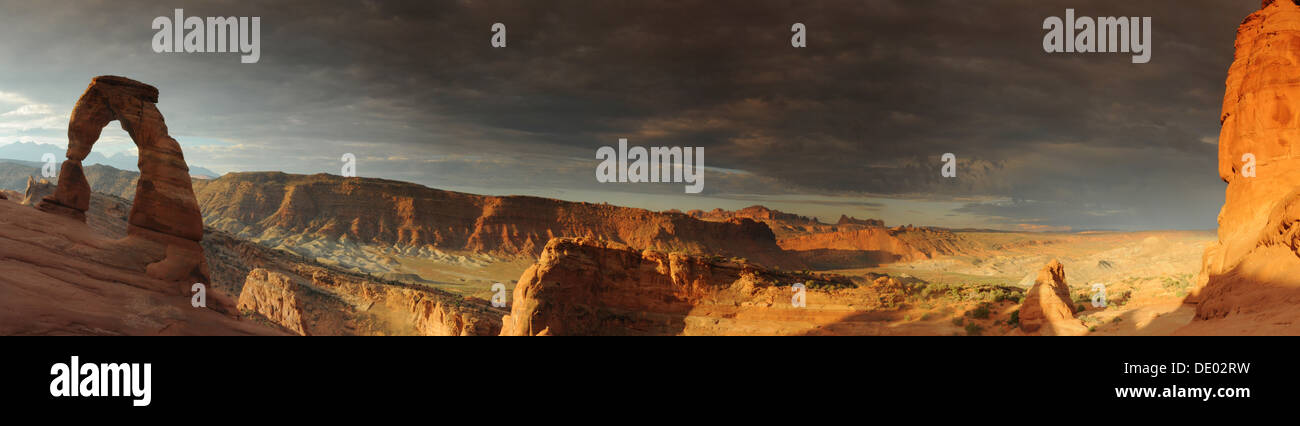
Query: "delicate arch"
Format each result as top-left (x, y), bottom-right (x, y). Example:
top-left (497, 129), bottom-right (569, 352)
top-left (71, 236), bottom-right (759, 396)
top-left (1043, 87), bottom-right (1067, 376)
top-left (39, 76), bottom-right (206, 282)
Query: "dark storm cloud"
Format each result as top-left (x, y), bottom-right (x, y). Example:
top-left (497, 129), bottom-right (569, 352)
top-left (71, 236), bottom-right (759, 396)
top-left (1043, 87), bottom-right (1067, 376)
top-left (0, 0), bottom-right (1254, 229)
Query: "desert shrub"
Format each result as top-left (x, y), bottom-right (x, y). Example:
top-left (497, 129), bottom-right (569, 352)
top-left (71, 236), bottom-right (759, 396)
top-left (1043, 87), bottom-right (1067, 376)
top-left (967, 302), bottom-right (992, 319)
top-left (1161, 275), bottom-right (1192, 298)
top-left (1008, 309), bottom-right (1019, 326)
top-left (996, 290), bottom-right (1024, 304)
top-left (964, 322), bottom-right (983, 336)
top-left (1076, 304), bottom-right (1087, 313)
top-left (952, 317), bottom-right (964, 326)
top-left (1108, 289), bottom-right (1132, 307)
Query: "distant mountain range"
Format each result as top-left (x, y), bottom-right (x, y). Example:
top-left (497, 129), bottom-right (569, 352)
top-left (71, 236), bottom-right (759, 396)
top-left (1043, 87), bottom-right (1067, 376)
top-left (0, 141), bottom-right (219, 178)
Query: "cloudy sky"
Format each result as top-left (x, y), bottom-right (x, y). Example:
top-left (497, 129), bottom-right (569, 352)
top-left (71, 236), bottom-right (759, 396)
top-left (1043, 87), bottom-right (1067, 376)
top-left (0, 0), bottom-right (1258, 231)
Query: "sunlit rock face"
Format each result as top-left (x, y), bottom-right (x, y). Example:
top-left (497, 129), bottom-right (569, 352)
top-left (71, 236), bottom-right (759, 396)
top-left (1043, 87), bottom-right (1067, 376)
top-left (1191, 0), bottom-right (1300, 334)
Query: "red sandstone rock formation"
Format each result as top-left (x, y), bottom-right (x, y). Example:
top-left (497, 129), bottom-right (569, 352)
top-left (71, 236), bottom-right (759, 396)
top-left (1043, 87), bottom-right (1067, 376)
top-left (297, 265), bottom-right (502, 336)
top-left (202, 226), bottom-right (504, 336)
top-left (195, 172), bottom-right (793, 267)
top-left (500, 237), bottom-right (891, 336)
top-left (20, 176), bottom-right (53, 206)
top-left (238, 269), bottom-right (310, 335)
top-left (687, 205), bottom-right (825, 228)
top-left (778, 225), bottom-right (976, 267)
top-left (1188, 0), bottom-right (1300, 334)
top-left (836, 215), bottom-right (884, 227)
top-left (1019, 260), bottom-right (1085, 335)
top-left (37, 76), bottom-right (207, 285)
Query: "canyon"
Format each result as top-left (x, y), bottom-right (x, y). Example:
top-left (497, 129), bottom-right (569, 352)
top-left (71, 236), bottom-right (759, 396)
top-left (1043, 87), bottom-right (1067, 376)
top-left (0, 158), bottom-right (1219, 336)
top-left (8, 4), bottom-right (1300, 338)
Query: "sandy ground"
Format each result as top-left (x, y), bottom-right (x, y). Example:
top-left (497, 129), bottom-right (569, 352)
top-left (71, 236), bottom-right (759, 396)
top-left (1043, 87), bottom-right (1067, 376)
top-left (822, 230), bottom-right (1215, 336)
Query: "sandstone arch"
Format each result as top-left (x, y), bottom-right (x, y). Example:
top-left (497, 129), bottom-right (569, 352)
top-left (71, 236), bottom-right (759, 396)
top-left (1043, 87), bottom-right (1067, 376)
top-left (38, 76), bottom-right (208, 283)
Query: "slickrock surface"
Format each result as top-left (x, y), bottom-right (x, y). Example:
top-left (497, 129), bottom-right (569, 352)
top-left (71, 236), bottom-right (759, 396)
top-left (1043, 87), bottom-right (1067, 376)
top-left (238, 269), bottom-right (309, 335)
top-left (0, 199), bottom-right (282, 335)
top-left (1187, 0), bottom-right (1300, 334)
top-left (1019, 260), bottom-right (1085, 336)
top-left (37, 76), bottom-right (208, 285)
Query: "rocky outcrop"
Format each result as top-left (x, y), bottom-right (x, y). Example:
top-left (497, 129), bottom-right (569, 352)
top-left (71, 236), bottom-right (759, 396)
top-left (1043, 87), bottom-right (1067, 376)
top-left (21, 176), bottom-right (53, 206)
top-left (0, 198), bottom-right (281, 335)
top-left (1188, 1), bottom-right (1300, 334)
top-left (298, 265), bottom-right (502, 336)
top-left (1019, 260), bottom-right (1085, 335)
top-left (195, 172), bottom-right (793, 267)
top-left (500, 237), bottom-right (906, 336)
top-left (237, 269), bottom-right (309, 335)
top-left (37, 76), bottom-right (207, 284)
top-left (836, 215), bottom-right (884, 227)
top-left (687, 205), bottom-right (825, 228)
top-left (202, 229), bottom-right (504, 336)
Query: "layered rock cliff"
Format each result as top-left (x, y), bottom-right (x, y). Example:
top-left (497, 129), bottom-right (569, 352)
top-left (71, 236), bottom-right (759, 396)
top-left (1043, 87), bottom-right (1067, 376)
top-left (238, 269), bottom-right (310, 335)
top-left (195, 172), bottom-right (792, 267)
top-left (685, 205), bottom-right (974, 267)
top-left (1189, 0), bottom-right (1300, 334)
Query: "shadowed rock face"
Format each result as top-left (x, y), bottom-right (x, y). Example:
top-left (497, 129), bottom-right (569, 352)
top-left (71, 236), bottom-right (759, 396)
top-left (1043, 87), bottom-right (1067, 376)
top-left (1190, 1), bottom-right (1300, 334)
top-left (37, 76), bottom-right (207, 284)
